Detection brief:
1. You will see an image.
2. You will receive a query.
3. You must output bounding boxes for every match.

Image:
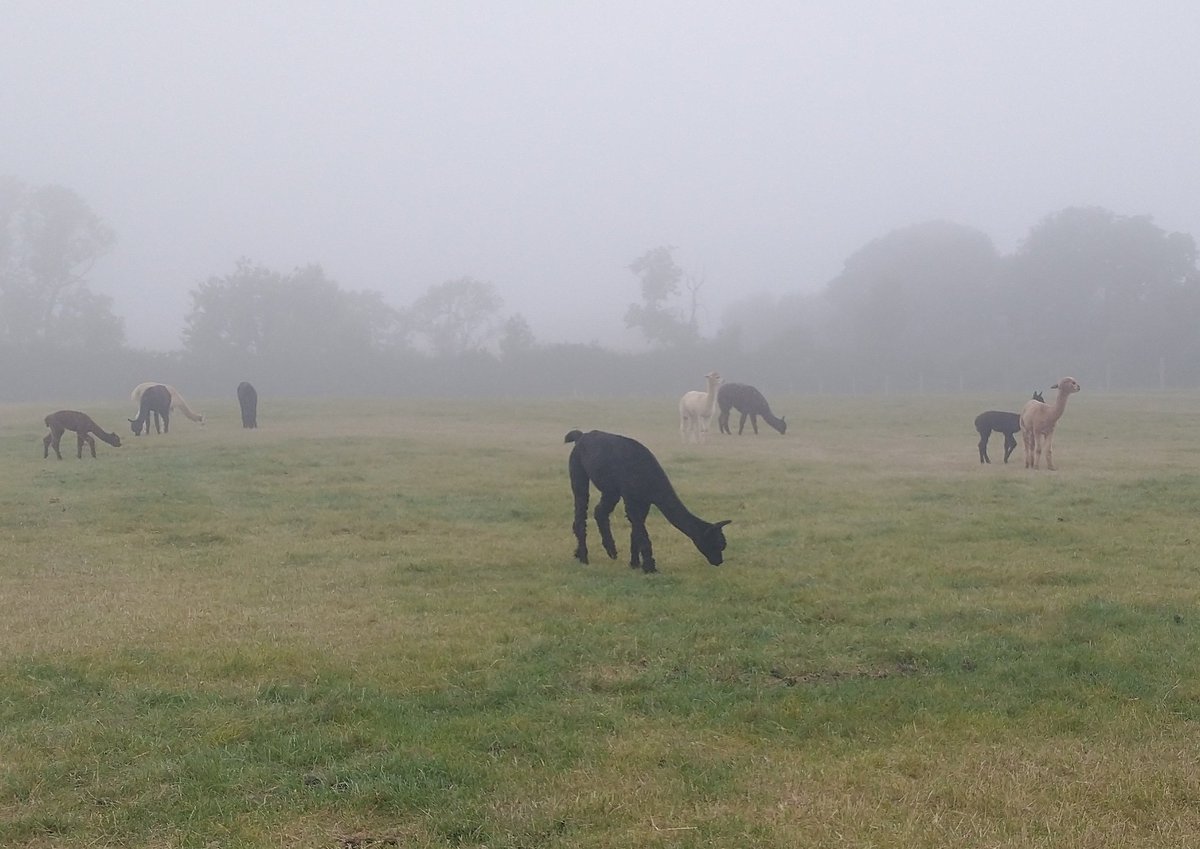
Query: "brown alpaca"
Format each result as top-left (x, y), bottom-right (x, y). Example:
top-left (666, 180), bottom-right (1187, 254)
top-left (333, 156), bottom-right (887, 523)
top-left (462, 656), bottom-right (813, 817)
top-left (1019, 377), bottom-right (1081, 470)
top-left (43, 411), bottom-right (123, 459)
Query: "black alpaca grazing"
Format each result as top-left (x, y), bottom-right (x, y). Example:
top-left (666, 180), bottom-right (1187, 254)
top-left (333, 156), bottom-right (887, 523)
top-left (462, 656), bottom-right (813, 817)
top-left (43, 410), bottom-right (122, 459)
top-left (975, 391), bottom-right (1043, 464)
top-left (129, 384), bottom-right (171, 436)
top-left (717, 382), bottom-right (787, 435)
top-left (237, 381), bottom-right (258, 428)
top-left (565, 429), bottom-right (731, 573)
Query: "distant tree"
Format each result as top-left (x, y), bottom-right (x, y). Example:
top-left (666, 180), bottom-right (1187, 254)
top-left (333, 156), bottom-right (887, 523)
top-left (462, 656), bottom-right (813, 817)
top-left (624, 245), bottom-right (700, 347)
top-left (0, 178), bottom-right (122, 350)
top-left (1003, 207), bottom-right (1200, 385)
top-left (499, 312), bottom-right (536, 359)
top-left (824, 220), bottom-right (999, 389)
top-left (183, 259), bottom-right (398, 361)
top-left (407, 277), bottom-right (503, 357)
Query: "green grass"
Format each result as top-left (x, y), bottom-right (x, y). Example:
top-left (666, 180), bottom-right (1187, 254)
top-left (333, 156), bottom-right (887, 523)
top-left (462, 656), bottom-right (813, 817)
top-left (4, 392), bottom-right (1200, 846)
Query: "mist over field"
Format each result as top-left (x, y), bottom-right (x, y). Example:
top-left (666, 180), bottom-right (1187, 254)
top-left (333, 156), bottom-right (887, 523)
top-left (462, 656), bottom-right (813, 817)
top-left (3, 3), bottom-right (1200, 399)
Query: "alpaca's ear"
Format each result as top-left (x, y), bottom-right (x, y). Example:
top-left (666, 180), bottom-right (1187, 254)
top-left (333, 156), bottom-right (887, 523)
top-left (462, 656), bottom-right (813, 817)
top-left (715, 520), bottom-right (732, 529)
top-left (1050, 383), bottom-right (1059, 389)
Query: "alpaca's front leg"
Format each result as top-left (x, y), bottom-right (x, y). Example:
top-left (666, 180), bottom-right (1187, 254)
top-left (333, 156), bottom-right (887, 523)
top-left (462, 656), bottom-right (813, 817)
top-left (1043, 432), bottom-right (1055, 471)
top-left (625, 502), bottom-right (656, 572)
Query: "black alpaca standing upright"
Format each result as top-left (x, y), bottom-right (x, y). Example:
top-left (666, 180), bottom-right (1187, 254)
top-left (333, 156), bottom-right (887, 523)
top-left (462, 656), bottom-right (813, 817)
top-left (237, 381), bottom-right (258, 428)
top-left (717, 383), bottom-right (787, 435)
top-left (129, 384), bottom-right (171, 435)
top-left (565, 429), bottom-right (731, 573)
top-left (975, 390), bottom-right (1043, 464)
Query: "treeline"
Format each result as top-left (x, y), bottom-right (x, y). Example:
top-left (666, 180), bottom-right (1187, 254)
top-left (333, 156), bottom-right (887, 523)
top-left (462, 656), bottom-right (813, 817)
top-left (3, 173), bottom-right (1199, 401)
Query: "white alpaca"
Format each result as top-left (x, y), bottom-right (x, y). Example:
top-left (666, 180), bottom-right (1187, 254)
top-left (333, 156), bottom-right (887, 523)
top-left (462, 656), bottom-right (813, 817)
top-left (678, 371), bottom-right (722, 443)
top-left (131, 382), bottom-right (205, 424)
top-left (1019, 377), bottom-right (1081, 470)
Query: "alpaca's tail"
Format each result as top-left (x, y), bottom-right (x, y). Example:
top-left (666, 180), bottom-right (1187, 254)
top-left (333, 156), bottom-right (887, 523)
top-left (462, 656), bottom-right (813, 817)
top-left (564, 429), bottom-right (584, 444)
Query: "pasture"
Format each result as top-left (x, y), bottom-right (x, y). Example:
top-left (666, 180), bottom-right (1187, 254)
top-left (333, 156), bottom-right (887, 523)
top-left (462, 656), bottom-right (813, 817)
top-left (3, 392), bottom-right (1200, 848)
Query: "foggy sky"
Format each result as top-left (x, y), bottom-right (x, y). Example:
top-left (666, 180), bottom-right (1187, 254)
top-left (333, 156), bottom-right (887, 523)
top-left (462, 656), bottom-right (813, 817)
top-left (5, 2), bottom-right (1200, 351)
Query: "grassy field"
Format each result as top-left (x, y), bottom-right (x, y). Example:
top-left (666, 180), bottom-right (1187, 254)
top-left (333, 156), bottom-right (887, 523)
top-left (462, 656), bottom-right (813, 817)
top-left (4, 391), bottom-right (1200, 848)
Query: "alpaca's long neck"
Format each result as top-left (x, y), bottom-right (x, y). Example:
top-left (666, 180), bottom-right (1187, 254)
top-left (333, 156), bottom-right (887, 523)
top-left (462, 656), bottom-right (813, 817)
top-left (1049, 390), bottom-right (1071, 422)
top-left (701, 381), bottom-right (720, 416)
top-left (654, 489), bottom-right (708, 541)
top-left (762, 408), bottom-right (784, 429)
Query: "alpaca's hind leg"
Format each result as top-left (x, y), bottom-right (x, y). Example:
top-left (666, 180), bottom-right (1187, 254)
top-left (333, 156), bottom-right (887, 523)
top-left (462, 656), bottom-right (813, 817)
top-left (569, 461), bottom-right (591, 564)
top-left (44, 428), bottom-right (63, 460)
top-left (1002, 432), bottom-right (1017, 463)
top-left (593, 491), bottom-right (620, 560)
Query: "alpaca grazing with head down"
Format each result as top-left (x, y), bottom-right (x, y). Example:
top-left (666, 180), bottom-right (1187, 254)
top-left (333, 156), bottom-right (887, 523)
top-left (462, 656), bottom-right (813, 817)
top-left (1019, 377), bottom-right (1081, 470)
top-left (237, 381), bottom-right (258, 428)
top-left (565, 429), bottom-right (731, 573)
top-left (43, 410), bottom-right (122, 459)
top-left (131, 382), bottom-right (205, 424)
top-left (717, 382), bottom-right (787, 435)
top-left (678, 371), bottom-right (722, 443)
top-left (975, 390), bottom-right (1043, 464)
top-left (129, 384), bottom-right (172, 436)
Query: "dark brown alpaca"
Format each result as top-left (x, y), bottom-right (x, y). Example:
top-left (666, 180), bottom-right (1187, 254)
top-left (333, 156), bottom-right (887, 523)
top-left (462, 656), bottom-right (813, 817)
top-left (975, 391), bottom-right (1043, 464)
top-left (129, 384), bottom-right (171, 435)
top-left (237, 381), bottom-right (258, 428)
top-left (43, 410), bottom-right (123, 459)
top-left (717, 383), bottom-right (787, 435)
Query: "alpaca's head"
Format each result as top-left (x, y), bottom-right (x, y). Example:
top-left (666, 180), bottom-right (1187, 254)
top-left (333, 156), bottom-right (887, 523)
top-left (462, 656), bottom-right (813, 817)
top-left (101, 432), bottom-right (122, 448)
top-left (777, 416), bottom-right (787, 434)
top-left (129, 417), bottom-right (144, 436)
top-left (694, 519), bottom-right (732, 566)
top-left (1051, 377), bottom-right (1081, 395)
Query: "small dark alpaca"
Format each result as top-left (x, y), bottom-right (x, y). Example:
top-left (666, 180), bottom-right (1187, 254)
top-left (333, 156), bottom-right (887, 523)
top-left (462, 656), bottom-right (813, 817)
top-left (717, 382), bottom-right (787, 435)
top-left (565, 429), bottom-right (731, 573)
top-left (975, 391), bottom-right (1043, 464)
top-left (237, 381), bottom-right (258, 428)
top-left (129, 384), bottom-right (171, 436)
top-left (43, 410), bottom-right (123, 459)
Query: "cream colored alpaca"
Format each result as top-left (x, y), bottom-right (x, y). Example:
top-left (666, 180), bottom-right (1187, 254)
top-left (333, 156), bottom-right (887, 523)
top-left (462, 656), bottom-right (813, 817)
top-left (1019, 377), bottom-right (1081, 470)
top-left (131, 382), bottom-right (206, 424)
top-left (679, 371), bottom-right (722, 443)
